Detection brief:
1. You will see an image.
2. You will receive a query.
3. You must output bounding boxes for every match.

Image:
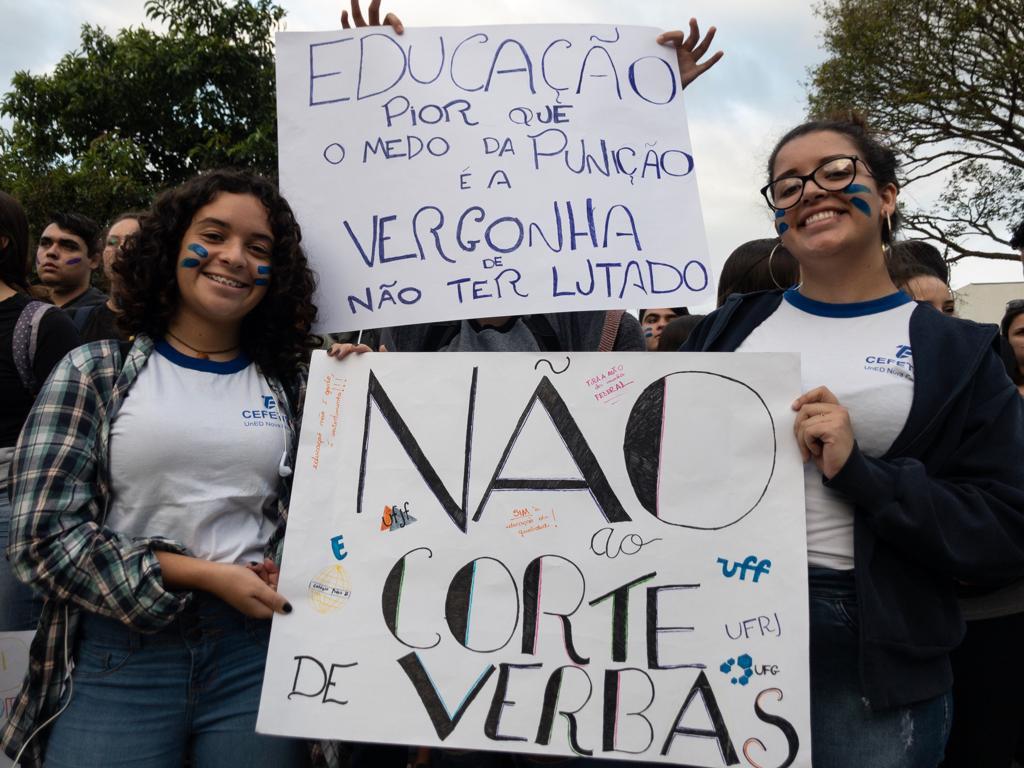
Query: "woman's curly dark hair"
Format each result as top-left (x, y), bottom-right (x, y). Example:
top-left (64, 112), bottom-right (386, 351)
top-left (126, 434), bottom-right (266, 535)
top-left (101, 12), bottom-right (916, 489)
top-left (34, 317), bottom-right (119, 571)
top-left (115, 169), bottom-right (317, 382)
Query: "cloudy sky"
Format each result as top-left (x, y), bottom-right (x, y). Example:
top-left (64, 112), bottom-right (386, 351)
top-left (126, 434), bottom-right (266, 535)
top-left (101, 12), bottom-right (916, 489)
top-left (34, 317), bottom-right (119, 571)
top-left (1, 0), bottom-right (1019, 297)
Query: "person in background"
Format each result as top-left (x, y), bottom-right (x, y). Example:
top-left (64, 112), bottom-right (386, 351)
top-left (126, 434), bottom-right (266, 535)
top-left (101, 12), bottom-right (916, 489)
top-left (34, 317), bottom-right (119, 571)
top-left (639, 307), bottom-right (687, 350)
top-left (942, 298), bottom-right (1024, 767)
top-left (2, 170), bottom-right (313, 767)
top-left (716, 238), bottom-right (800, 307)
top-left (0, 191), bottom-right (80, 632)
top-left (67, 212), bottom-right (143, 343)
top-left (1011, 218), bottom-right (1023, 278)
top-left (657, 313), bottom-right (705, 350)
top-left (685, 113), bottom-right (1024, 767)
top-left (891, 239), bottom-right (948, 283)
top-left (888, 242), bottom-right (955, 316)
top-left (1000, 299), bottom-right (1024, 396)
top-left (35, 212), bottom-right (106, 309)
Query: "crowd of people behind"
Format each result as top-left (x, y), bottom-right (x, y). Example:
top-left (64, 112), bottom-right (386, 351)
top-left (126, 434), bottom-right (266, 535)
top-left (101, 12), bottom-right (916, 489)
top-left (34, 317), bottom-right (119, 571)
top-left (2, 3), bottom-right (1024, 767)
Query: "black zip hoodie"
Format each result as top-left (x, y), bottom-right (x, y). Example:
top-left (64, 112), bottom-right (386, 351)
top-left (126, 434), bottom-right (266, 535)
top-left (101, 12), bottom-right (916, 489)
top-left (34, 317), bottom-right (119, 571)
top-left (684, 290), bottom-right (1024, 709)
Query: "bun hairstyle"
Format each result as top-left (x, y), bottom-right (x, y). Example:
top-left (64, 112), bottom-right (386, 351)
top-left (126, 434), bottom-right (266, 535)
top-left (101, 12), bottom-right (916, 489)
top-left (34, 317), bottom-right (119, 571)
top-left (767, 112), bottom-right (902, 243)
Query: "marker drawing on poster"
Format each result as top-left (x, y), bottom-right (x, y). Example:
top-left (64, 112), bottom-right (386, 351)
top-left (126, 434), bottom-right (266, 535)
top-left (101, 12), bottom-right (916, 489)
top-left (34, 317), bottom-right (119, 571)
top-left (275, 25), bottom-right (714, 332)
top-left (0, 632), bottom-right (33, 768)
top-left (258, 352), bottom-right (811, 766)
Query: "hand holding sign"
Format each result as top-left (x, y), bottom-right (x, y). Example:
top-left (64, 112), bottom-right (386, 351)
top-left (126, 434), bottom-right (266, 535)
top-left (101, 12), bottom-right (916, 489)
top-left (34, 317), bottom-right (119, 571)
top-left (341, 0), bottom-right (404, 34)
top-left (791, 386), bottom-right (856, 479)
top-left (657, 18), bottom-right (724, 90)
top-left (278, 24), bottom-right (719, 332)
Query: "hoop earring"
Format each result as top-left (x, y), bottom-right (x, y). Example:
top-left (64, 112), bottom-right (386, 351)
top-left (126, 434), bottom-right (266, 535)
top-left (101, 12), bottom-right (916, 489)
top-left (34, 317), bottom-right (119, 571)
top-left (768, 241), bottom-right (785, 290)
top-left (881, 210), bottom-right (894, 258)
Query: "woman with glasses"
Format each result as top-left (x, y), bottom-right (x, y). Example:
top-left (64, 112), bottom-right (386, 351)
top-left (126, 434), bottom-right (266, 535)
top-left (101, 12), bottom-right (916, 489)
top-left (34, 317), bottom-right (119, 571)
top-left (683, 114), bottom-right (1024, 767)
top-left (67, 212), bottom-right (143, 343)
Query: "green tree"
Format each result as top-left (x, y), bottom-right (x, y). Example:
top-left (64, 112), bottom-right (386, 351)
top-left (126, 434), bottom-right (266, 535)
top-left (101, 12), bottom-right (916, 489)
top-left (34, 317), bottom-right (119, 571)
top-left (0, 0), bottom-right (284, 237)
top-left (808, 0), bottom-right (1023, 262)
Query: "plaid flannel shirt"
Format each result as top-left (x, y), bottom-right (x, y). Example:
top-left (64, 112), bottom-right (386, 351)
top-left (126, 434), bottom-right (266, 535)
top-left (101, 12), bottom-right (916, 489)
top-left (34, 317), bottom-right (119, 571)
top-left (1, 335), bottom-right (303, 766)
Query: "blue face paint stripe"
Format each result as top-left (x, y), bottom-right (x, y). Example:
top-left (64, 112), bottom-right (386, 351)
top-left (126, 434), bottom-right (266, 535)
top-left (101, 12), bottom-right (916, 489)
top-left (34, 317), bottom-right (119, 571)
top-left (777, 222), bottom-right (789, 234)
top-left (849, 197), bottom-right (872, 216)
top-left (181, 257), bottom-right (201, 268)
top-left (187, 243), bottom-right (208, 258)
top-left (257, 265), bottom-right (272, 274)
top-left (842, 184), bottom-right (871, 195)
top-left (774, 209), bottom-right (786, 219)
top-left (254, 278), bottom-right (269, 286)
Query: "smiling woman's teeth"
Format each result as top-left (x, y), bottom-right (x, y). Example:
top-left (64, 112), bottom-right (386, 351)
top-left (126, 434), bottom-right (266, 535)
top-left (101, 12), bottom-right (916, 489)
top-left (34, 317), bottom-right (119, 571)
top-left (804, 210), bottom-right (840, 226)
top-left (205, 273), bottom-right (246, 288)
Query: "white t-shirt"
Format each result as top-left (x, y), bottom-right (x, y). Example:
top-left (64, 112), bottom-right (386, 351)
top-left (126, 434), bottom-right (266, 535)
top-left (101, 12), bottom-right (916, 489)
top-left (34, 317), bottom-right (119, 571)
top-left (107, 342), bottom-right (285, 564)
top-left (737, 289), bottom-right (916, 570)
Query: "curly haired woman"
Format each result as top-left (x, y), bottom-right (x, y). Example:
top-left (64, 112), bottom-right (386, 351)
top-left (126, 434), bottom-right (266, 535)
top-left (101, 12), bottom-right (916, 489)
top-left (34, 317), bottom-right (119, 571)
top-left (2, 170), bottom-right (317, 767)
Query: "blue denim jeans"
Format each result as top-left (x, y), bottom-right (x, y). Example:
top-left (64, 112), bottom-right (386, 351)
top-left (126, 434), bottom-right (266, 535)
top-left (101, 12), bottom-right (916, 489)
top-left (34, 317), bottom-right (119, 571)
top-left (0, 484), bottom-right (43, 631)
top-left (44, 594), bottom-right (309, 767)
top-left (809, 567), bottom-right (952, 768)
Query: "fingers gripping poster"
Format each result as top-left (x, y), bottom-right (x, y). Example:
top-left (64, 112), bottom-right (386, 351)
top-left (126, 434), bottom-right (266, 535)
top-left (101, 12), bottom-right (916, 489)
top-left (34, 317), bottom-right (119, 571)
top-left (258, 352), bottom-right (811, 765)
top-left (275, 26), bottom-right (714, 332)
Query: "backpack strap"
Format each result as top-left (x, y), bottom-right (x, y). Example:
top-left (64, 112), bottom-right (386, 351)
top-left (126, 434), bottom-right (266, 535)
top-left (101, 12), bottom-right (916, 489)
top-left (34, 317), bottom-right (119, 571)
top-left (597, 310), bottom-right (624, 352)
top-left (12, 301), bottom-right (55, 392)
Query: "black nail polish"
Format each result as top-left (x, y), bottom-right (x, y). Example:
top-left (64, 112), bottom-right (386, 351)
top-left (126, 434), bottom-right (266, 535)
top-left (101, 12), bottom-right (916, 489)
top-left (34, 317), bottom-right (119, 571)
top-left (283, 602), bottom-right (293, 614)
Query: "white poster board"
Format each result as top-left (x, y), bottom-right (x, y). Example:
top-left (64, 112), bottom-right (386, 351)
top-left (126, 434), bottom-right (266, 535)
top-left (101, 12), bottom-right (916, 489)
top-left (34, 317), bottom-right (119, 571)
top-left (275, 26), bottom-right (714, 332)
top-left (0, 632), bottom-right (33, 768)
top-left (258, 352), bottom-right (810, 765)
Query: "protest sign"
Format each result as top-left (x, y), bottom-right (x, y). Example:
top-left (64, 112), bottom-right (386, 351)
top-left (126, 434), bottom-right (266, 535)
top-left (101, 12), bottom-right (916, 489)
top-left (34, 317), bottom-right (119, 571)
top-left (258, 352), bottom-right (810, 765)
top-left (275, 26), bottom-right (714, 332)
top-left (0, 632), bottom-right (32, 768)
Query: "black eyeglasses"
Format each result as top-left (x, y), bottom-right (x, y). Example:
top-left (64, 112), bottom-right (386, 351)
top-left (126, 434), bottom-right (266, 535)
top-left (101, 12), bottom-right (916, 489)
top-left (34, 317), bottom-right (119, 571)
top-left (761, 156), bottom-right (874, 211)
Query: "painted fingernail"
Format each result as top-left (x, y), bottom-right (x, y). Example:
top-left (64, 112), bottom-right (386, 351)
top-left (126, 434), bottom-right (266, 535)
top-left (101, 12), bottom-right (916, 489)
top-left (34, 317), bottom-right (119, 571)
top-left (181, 258), bottom-right (201, 268)
top-left (187, 243), bottom-right (208, 258)
top-left (249, 561), bottom-right (259, 566)
top-left (283, 602), bottom-right (293, 614)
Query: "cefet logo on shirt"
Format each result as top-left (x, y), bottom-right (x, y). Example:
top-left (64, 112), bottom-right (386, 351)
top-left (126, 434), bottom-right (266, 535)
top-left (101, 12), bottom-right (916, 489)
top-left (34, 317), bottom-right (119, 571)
top-left (242, 395), bottom-right (287, 428)
top-left (864, 345), bottom-right (914, 380)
